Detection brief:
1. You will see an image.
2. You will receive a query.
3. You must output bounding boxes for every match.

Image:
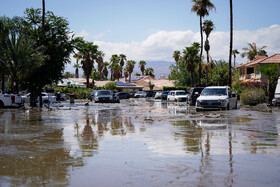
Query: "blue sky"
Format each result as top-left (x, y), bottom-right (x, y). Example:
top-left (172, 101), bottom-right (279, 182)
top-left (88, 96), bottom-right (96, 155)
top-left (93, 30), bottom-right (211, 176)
top-left (1, 0), bottom-right (280, 73)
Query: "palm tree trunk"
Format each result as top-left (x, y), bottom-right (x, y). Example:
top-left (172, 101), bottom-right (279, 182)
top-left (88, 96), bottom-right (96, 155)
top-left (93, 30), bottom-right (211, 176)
top-left (206, 50), bottom-right (209, 86)
top-left (229, 0), bottom-right (233, 87)
top-left (199, 15), bottom-right (203, 86)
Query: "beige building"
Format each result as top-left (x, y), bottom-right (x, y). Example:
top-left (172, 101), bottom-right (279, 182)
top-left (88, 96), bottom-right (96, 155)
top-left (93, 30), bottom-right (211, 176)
top-left (237, 54), bottom-right (280, 82)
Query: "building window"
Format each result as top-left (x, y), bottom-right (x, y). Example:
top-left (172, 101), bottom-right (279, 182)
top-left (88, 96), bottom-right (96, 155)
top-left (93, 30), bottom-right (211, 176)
top-left (247, 67), bottom-right (254, 74)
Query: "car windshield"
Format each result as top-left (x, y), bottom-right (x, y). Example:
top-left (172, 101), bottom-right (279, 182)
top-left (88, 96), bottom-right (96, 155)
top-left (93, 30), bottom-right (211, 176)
top-left (136, 91), bottom-right (145, 94)
top-left (201, 88), bottom-right (227, 96)
top-left (96, 91), bottom-right (112, 96)
top-left (176, 92), bottom-right (186, 95)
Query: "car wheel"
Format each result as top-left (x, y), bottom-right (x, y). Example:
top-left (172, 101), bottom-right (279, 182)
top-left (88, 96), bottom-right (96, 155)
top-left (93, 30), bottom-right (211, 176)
top-left (196, 108), bottom-right (201, 112)
top-left (227, 103), bottom-right (230, 110)
top-left (0, 101), bottom-right (4, 108)
top-left (43, 100), bottom-right (49, 104)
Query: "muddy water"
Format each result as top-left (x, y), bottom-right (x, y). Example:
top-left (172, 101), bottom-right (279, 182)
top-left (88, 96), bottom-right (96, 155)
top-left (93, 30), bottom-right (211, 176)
top-left (0, 99), bottom-right (280, 186)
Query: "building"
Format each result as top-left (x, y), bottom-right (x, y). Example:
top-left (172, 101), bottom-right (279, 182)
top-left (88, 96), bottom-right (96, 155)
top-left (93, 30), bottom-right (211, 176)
top-left (237, 54), bottom-right (280, 82)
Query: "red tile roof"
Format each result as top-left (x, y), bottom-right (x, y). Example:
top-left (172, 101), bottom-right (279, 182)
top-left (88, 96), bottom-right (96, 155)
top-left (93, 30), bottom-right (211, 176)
top-left (259, 54), bottom-right (280, 64)
top-left (237, 54), bottom-right (280, 68)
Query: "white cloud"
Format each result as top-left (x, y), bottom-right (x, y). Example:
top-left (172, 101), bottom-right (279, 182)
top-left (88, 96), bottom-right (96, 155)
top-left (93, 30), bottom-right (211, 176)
top-left (76, 30), bottom-right (90, 38)
top-left (93, 25), bottom-right (280, 64)
top-left (66, 25), bottom-right (280, 74)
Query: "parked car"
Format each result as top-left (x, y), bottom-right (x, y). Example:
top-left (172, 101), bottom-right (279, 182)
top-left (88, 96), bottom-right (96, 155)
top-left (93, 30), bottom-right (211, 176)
top-left (22, 93), bottom-right (57, 104)
top-left (195, 86), bottom-right (237, 112)
top-left (41, 92), bottom-right (57, 104)
top-left (167, 90), bottom-right (188, 102)
top-left (154, 91), bottom-right (163, 99)
top-left (187, 87), bottom-right (204, 105)
top-left (89, 90), bottom-right (96, 101)
top-left (146, 90), bottom-right (155, 97)
top-left (0, 93), bottom-right (22, 108)
top-left (115, 92), bottom-right (131, 99)
top-left (161, 91), bottom-right (170, 100)
top-left (56, 92), bottom-right (67, 101)
top-left (91, 90), bottom-right (120, 103)
top-left (134, 91), bottom-right (147, 98)
top-left (272, 77), bottom-right (280, 106)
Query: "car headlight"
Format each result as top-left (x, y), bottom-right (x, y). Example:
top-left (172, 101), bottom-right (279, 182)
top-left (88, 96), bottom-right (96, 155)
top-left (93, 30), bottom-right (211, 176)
top-left (196, 100), bottom-right (201, 106)
top-left (95, 97), bottom-right (99, 101)
top-left (219, 99), bottom-right (227, 106)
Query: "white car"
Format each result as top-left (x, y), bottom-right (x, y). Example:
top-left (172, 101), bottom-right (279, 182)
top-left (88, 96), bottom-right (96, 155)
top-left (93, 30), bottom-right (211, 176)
top-left (167, 90), bottom-right (188, 102)
top-left (22, 93), bottom-right (57, 104)
top-left (0, 93), bottom-right (22, 108)
top-left (195, 86), bottom-right (237, 111)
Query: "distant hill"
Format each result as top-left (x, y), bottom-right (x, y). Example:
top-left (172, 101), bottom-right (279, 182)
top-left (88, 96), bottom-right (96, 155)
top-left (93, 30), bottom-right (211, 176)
top-left (65, 60), bottom-right (174, 79)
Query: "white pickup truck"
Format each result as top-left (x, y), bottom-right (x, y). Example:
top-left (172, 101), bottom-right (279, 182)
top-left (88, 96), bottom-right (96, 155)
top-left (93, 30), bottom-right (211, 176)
top-left (0, 93), bottom-right (23, 108)
top-left (195, 86), bottom-right (237, 111)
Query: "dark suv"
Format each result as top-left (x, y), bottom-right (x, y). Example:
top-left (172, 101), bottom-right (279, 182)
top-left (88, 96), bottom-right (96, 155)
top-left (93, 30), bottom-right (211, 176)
top-left (187, 87), bottom-right (204, 105)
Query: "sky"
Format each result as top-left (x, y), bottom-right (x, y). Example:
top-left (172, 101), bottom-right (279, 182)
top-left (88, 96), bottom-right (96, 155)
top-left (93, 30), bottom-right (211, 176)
top-left (1, 0), bottom-right (280, 74)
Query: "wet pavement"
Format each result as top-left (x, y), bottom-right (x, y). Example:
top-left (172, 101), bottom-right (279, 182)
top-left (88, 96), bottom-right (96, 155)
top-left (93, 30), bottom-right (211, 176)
top-left (0, 98), bottom-right (280, 186)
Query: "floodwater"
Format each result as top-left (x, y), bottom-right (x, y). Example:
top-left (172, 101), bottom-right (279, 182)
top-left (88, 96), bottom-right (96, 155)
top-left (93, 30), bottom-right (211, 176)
top-left (0, 99), bottom-right (280, 187)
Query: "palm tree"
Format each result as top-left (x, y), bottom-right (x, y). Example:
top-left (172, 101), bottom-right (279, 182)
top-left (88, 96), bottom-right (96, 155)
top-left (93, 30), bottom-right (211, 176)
top-left (102, 62), bottom-right (109, 80)
top-left (97, 50), bottom-right (105, 80)
top-left (183, 42), bottom-right (200, 87)
top-left (145, 67), bottom-right (155, 77)
top-left (232, 49), bottom-right (239, 67)
top-left (126, 60), bottom-right (136, 82)
top-left (229, 0), bottom-right (233, 87)
top-left (173, 50), bottom-right (181, 74)
top-left (139, 60), bottom-right (147, 76)
top-left (110, 54), bottom-right (119, 80)
top-left (241, 42), bottom-right (267, 61)
top-left (0, 32), bottom-right (45, 93)
top-left (202, 19), bottom-right (215, 86)
top-left (79, 42), bottom-right (98, 88)
top-left (119, 54), bottom-right (126, 77)
top-left (191, 0), bottom-right (215, 85)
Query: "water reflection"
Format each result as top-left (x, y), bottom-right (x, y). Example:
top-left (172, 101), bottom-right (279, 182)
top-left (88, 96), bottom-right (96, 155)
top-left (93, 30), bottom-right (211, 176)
top-left (0, 110), bottom-right (82, 186)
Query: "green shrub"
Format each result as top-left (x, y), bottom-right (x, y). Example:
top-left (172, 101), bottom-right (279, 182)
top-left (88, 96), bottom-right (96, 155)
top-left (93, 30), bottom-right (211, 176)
top-left (104, 82), bottom-right (117, 92)
top-left (240, 87), bottom-right (265, 106)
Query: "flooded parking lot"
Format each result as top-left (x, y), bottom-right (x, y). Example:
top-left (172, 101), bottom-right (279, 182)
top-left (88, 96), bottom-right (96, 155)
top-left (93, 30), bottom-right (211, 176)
top-left (0, 99), bottom-right (280, 186)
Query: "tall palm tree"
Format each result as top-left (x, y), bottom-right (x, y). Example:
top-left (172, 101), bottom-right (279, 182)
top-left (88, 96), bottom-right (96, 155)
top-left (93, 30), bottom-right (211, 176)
top-left (110, 54), bottom-right (119, 80)
top-left (119, 54), bottom-right (126, 77)
top-left (191, 0), bottom-right (215, 85)
top-left (97, 50), bottom-right (105, 80)
top-left (232, 49), bottom-right (239, 67)
top-left (241, 42), bottom-right (267, 61)
top-left (173, 50), bottom-right (181, 74)
top-left (102, 62), bottom-right (109, 80)
top-left (183, 42), bottom-right (200, 87)
top-left (229, 0), bottom-right (233, 87)
top-left (79, 42), bottom-right (98, 88)
top-left (126, 60), bottom-right (136, 83)
top-left (139, 60), bottom-right (147, 76)
top-left (202, 19), bottom-right (215, 86)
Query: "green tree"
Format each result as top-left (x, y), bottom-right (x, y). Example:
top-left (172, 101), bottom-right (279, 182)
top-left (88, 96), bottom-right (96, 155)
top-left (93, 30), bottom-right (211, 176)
top-left (79, 41), bottom-right (98, 88)
top-left (183, 42), bottom-right (200, 86)
top-left (258, 64), bottom-right (280, 104)
top-left (241, 42), bottom-right (267, 61)
top-left (119, 54), bottom-right (126, 77)
top-left (232, 49), bottom-right (239, 67)
top-left (202, 19), bottom-right (215, 85)
top-left (102, 62), bottom-right (109, 80)
top-left (139, 60), bottom-right (147, 76)
top-left (110, 54), bottom-right (119, 80)
top-left (97, 50), bottom-right (105, 80)
top-left (145, 67), bottom-right (155, 77)
top-left (126, 60), bottom-right (136, 82)
top-left (191, 0), bottom-right (216, 85)
top-left (0, 30), bottom-right (45, 94)
top-left (104, 81), bottom-right (117, 92)
top-left (209, 60), bottom-right (229, 86)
